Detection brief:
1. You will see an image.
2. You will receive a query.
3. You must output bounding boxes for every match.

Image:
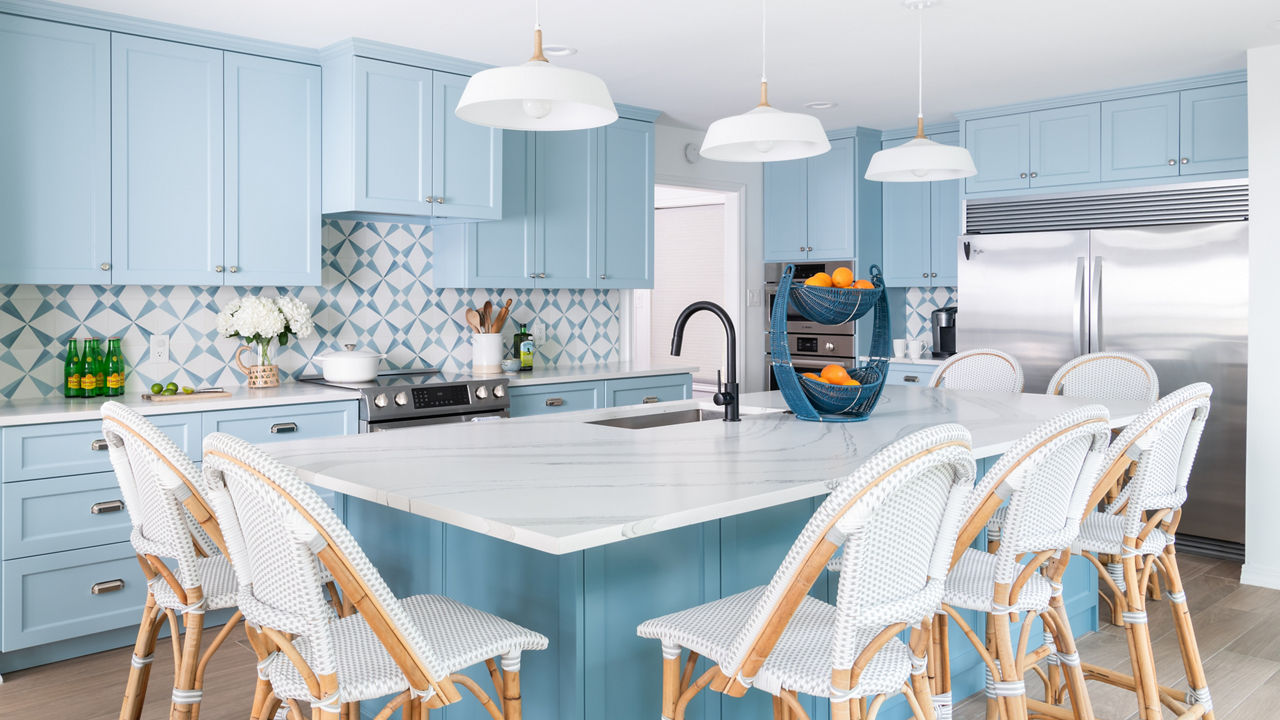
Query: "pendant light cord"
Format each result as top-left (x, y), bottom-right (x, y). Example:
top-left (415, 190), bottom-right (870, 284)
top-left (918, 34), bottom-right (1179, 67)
top-left (761, 0), bottom-right (767, 84)
top-left (916, 6), bottom-right (924, 123)
top-left (534, 0), bottom-right (541, 31)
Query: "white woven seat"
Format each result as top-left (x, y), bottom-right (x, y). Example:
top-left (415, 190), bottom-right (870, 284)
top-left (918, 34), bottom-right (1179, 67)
top-left (1074, 513), bottom-right (1173, 556)
top-left (150, 555), bottom-right (240, 612)
top-left (930, 348), bottom-right (1024, 393)
top-left (943, 549), bottom-right (1054, 614)
top-left (1047, 352), bottom-right (1159, 402)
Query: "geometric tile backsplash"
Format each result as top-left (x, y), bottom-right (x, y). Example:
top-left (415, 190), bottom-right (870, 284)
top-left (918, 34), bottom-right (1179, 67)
top-left (0, 219), bottom-right (620, 399)
top-left (904, 286), bottom-right (958, 351)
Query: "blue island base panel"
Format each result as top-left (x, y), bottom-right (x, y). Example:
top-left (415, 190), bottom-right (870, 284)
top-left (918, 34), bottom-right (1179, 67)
top-left (344, 489), bottom-right (1098, 720)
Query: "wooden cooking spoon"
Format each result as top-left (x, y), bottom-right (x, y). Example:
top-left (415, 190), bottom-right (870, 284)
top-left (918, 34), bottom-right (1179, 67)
top-left (481, 301), bottom-right (493, 332)
top-left (465, 308), bottom-right (483, 333)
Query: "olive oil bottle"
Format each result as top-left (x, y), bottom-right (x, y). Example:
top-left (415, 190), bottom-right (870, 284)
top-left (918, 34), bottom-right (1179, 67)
top-left (513, 323), bottom-right (534, 371)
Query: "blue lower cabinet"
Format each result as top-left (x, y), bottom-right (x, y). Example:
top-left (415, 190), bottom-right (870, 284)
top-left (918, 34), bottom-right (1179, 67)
top-left (2, 472), bottom-right (130, 559)
top-left (201, 401), bottom-right (359, 446)
top-left (2, 412), bottom-right (201, 483)
top-left (603, 375), bottom-right (692, 408)
top-left (885, 363), bottom-right (934, 387)
top-left (1180, 83), bottom-right (1248, 175)
top-left (509, 381), bottom-right (604, 417)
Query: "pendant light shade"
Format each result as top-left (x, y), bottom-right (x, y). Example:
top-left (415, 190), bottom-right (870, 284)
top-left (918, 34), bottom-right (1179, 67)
top-left (700, 0), bottom-right (829, 163)
top-left (455, 5), bottom-right (617, 131)
top-left (865, 0), bottom-right (976, 182)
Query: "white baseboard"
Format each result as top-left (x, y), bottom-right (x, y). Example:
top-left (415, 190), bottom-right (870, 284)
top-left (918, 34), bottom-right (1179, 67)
top-left (1240, 562), bottom-right (1280, 589)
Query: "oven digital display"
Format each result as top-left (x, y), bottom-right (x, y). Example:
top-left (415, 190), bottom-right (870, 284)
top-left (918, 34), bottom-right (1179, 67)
top-left (412, 385), bottom-right (471, 409)
top-left (796, 336), bottom-right (818, 353)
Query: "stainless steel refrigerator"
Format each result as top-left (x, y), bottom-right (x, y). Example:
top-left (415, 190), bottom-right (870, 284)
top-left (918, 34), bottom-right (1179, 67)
top-left (958, 221), bottom-right (1249, 548)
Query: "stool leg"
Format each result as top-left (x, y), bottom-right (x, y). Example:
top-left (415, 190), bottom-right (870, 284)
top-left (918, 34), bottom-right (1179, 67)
top-left (663, 647), bottom-right (680, 720)
top-left (1045, 596), bottom-right (1094, 720)
top-left (985, 612), bottom-right (1000, 720)
top-left (503, 669), bottom-right (522, 720)
top-left (1161, 546), bottom-right (1215, 719)
top-left (120, 594), bottom-right (163, 720)
top-left (990, 610), bottom-right (1029, 720)
top-left (171, 607), bottom-right (205, 720)
top-left (1121, 554), bottom-right (1162, 720)
top-left (931, 612), bottom-right (953, 720)
top-left (909, 620), bottom-right (937, 720)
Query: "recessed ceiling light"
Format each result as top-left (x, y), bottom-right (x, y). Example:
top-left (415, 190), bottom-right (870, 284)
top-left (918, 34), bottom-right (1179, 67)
top-left (804, 101), bottom-right (838, 110)
top-left (542, 44), bottom-right (578, 56)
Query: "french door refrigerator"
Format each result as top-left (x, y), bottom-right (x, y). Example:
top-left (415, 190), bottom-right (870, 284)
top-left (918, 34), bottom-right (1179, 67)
top-left (958, 221), bottom-right (1248, 548)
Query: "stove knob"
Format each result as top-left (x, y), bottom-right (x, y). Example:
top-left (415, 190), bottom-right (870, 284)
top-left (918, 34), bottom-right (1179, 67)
top-left (475, 385), bottom-right (489, 400)
top-left (373, 393), bottom-right (389, 408)
top-left (394, 391), bottom-right (408, 406)
top-left (493, 385), bottom-right (506, 398)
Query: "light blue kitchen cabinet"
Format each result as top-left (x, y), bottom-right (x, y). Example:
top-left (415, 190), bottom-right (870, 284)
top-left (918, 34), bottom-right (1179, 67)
top-left (806, 138), bottom-right (857, 261)
top-left (965, 114), bottom-right (1030, 193)
top-left (1101, 92), bottom-right (1181, 181)
top-left (2, 472), bottom-right (130, 559)
top-left (0, 15), bottom-right (111, 286)
top-left (352, 57), bottom-right (433, 216)
top-left (2, 414), bottom-right (201, 483)
top-left (1180, 83), bottom-right (1248, 175)
top-left (596, 119), bottom-right (655, 289)
top-left (432, 71), bottom-right (503, 220)
top-left (110, 34), bottom-right (224, 286)
top-left (536, 130), bottom-right (598, 288)
top-left (201, 401), bottom-right (359, 446)
top-left (881, 132), bottom-right (960, 287)
top-left (763, 159), bottom-right (808, 262)
top-left (929, 133), bottom-right (962, 286)
top-left (602, 375), bottom-right (692, 407)
top-left (224, 53), bottom-right (322, 286)
top-left (1029, 103), bottom-right (1100, 188)
top-left (509, 381), bottom-right (605, 417)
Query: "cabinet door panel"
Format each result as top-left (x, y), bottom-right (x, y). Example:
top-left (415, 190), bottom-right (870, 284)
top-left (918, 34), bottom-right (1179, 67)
top-left (880, 137), bottom-right (932, 287)
top-left (1101, 92), bottom-right (1180, 182)
top-left (470, 131), bottom-right (537, 288)
top-left (596, 118), bottom-right (655, 288)
top-left (1180, 83), bottom-right (1248, 175)
top-left (930, 133), bottom-right (962, 286)
top-left (0, 16), bottom-right (110, 285)
top-left (965, 114), bottom-right (1030, 193)
top-left (763, 159), bottom-right (808, 261)
top-left (224, 54), bottom-right (322, 286)
top-left (432, 71), bottom-right (502, 220)
top-left (535, 130), bottom-right (596, 288)
top-left (111, 34), bottom-right (223, 286)
top-left (805, 138), bottom-right (856, 261)
top-left (353, 58), bottom-right (432, 215)
top-left (1029, 103), bottom-right (1100, 187)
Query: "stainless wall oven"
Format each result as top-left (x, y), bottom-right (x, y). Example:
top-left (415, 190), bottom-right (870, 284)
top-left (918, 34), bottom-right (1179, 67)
top-left (764, 261), bottom-right (858, 391)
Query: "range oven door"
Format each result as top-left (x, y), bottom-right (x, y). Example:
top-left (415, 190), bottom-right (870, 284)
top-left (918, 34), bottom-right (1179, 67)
top-left (365, 409), bottom-right (509, 432)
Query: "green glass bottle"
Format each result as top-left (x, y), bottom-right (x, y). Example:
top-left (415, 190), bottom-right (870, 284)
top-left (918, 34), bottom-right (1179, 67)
top-left (93, 339), bottom-right (106, 397)
top-left (63, 339), bottom-right (82, 398)
top-left (106, 338), bottom-right (124, 397)
top-left (80, 339), bottom-right (98, 396)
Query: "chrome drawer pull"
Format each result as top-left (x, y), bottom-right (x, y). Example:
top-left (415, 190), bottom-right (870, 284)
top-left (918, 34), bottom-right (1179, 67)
top-left (91, 579), bottom-right (125, 595)
top-left (91, 500), bottom-right (125, 514)
top-left (904, 375), bottom-right (920, 383)
top-left (270, 422), bottom-right (298, 434)
top-left (642, 396), bottom-right (660, 404)
top-left (90, 438), bottom-right (109, 451)
top-left (545, 398), bottom-right (564, 407)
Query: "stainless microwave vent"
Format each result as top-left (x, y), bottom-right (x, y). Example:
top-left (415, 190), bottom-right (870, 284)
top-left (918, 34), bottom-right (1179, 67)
top-left (964, 181), bottom-right (1248, 234)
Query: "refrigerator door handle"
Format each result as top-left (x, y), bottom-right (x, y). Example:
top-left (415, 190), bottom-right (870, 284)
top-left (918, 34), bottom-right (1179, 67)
top-left (1091, 256), bottom-right (1103, 351)
top-left (1074, 257), bottom-right (1086, 357)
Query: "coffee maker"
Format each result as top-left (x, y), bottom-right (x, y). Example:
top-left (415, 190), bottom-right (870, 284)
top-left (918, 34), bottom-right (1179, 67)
top-left (931, 306), bottom-right (957, 358)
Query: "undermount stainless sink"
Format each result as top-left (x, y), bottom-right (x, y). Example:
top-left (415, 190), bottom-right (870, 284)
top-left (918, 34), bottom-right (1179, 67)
top-left (587, 406), bottom-right (782, 430)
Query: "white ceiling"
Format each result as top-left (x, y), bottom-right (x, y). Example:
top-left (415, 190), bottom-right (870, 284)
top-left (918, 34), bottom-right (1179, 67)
top-left (63, 0), bottom-right (1280, 131)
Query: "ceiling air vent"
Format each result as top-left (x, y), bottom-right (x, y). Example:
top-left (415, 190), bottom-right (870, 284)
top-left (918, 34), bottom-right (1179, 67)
top-left (964, 181), bottom-right (1248, 234)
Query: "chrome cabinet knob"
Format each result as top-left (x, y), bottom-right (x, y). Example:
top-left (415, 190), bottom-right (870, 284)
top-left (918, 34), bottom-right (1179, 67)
top-left (435, 196), bottom-right (444, 203)
top-left (373, 393), bottom-right (388, 408)
top-left (538, 273), bottom-right (546, 278)
top-left (807, 246), bottom-right (814, 252)
top-left (475, 385), bottom-right (489, 400)
top-left (1168, 159), bottom-right (1177, 166)
top-left (493, 385), bottom-right (506, 398)
top-left (529, 273), bottom-right (537, 279)
top-left (1029, 171), bottom-right (1038, 178)
top-left (599, 274), bottom-right (606, 279)
top-left (1020, 172), bottom-right (1028, 179)
top-left (100, 262), bottom-right (110, 271)
top-left (1181, 157), bottom-right (1189, 164)
top-left (229, 266), bottom-right (239, 273)
top-left (922, 272), bottom-right (928, 278)
top-left (800, 246), bottom-right (807, 252)
top-left (215, 265), bottom-right (224, 272)
top-left (931, 272), bottom-right (937, 277)
top-left (394, 392), bottom-right (408, 406)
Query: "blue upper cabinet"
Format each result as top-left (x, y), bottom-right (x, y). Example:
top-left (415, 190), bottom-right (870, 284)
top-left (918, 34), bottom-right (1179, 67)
top-left (596, 119), bottom-right (655, 288)
top-left (535, 130), bottom-right (597, 288)
top-left (1029, 103), bottom-right (1100, 187)
top-left (111, 34), bottom-right (224, 286)
top-left (1180, 83), bottom-right (1248, 175)
top-left (805, 138), bottom-right (856, 261)
top-left (351, 58), bottom-right (433, 216)
top-left (881, 137), bottom-right (931, 286)
top-left (965, 114), bottom-right (1030, 193)
top-left (1101, 92), bottom-right (1180, 181)
top-left (224, 54), bottom-right (322, 286)
top-left (763, 159), bottom-right (808, 262)
top-left (432, 72), bottom-right (502, 220)
top-left (930, 133), bottom-right (962, 286)
top-left (0, 16), bottom-right (111, 286)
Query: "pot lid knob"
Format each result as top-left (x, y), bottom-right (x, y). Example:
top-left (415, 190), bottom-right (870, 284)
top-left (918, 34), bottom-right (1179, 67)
top-left (344, 344), bottom-right (355, 351)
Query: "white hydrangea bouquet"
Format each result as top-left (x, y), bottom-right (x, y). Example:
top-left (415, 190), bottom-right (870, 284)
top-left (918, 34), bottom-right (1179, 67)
top-left (217, 296), bottom-right (315, 386)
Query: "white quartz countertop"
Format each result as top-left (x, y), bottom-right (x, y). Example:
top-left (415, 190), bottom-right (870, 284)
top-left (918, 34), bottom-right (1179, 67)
top-left (500, 360), bottom-right (698, 387)
top-left (265, 387), bottom-right (1147, 555)
top-left (0, 383), bottom-right (363, 427)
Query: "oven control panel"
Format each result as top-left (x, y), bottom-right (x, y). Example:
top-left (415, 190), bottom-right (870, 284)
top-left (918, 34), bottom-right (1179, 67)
top-left (412, 385), bottom-right (471, 410)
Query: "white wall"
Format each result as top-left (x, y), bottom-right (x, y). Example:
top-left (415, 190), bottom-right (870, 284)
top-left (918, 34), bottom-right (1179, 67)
top-left (1243, 44), bottom-right (1280, 589)
top-left (653, 124), bottom-right (766, 392)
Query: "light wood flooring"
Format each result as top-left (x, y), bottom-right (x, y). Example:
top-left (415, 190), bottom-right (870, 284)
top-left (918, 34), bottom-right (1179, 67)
top-left (0, 557), bottom-right (1275, 719)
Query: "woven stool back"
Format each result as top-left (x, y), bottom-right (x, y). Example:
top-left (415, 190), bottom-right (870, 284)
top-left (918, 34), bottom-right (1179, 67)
top-left (1047, 352), bottom-right (1159, 403)
top-left (930, 349), bottom-right (1024, 393)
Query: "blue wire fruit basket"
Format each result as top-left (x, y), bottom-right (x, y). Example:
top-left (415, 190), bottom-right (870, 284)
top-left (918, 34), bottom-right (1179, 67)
top-left (770, 263), bottom-right (891, 422)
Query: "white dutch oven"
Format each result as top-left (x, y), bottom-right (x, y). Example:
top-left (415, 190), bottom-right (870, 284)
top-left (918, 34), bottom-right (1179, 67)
top-left (313, 345), bottom-right (386, 383)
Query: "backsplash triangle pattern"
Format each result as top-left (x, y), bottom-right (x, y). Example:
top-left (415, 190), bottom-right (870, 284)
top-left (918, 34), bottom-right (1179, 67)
top-left (0, 220), bottom-right (620, 399)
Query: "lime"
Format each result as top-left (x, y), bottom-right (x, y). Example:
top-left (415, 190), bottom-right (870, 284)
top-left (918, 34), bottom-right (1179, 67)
top-left (182, 386), bottom-right (195, 394)
top-left (150, 383), bottom-right (164, 395)
top-left (165, 382), bottom-right (178, 393)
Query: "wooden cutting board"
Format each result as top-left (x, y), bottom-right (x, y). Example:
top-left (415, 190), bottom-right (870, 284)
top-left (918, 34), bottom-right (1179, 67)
top-left (141, 391), bottom-right (232, 402)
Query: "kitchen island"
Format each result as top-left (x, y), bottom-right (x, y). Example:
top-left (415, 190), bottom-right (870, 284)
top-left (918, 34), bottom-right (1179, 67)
top-left (264, 386), bottom-right (1148, 720)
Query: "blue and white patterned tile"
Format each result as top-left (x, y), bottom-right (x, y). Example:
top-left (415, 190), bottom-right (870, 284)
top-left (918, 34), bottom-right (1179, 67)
top-left (904, 286), bottom-right (958, 351)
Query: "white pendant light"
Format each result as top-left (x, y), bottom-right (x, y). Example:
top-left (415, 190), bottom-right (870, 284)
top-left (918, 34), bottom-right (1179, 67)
top-left (865, 0), bottom-right (976, 182)
top-left (700, 0), bottom-right (830, 162)
top-left (455, 0), bottom-right (617, 131)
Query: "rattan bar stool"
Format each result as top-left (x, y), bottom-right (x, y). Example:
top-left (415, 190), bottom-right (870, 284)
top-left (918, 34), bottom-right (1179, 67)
top-left (101, 401), bottom-right (274, 720)
top-left (201, 431), bottom-right (547, 720)
top-left (929, 406), bottom-right (1112, 720)
top-left (1046, 352), bottom-right (1159, 403)
top-left (930, 349), bottom-right (1025, 393)
top-left (638, 424), bottom-right (977, 720)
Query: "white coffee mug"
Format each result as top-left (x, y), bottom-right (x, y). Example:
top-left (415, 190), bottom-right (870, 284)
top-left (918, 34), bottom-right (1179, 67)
top-left (471, 333), bottom-right (504, 374)
top-left (893, 339), bottom-right (907, 359)
top-left (907, 339), bottom-right (924, 360)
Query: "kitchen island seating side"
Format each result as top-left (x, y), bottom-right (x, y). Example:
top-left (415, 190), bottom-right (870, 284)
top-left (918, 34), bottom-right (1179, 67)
top-left (201, 431), bottom-right (548, 720)
top-left (638, 424), bottom-right (977, 720)
top-left (1047, 352), bottom-right (1160, 403)
top-left (929, 349), bottom-right (1025, 393)
top-left (930, 404), bottom-right (1113, 720)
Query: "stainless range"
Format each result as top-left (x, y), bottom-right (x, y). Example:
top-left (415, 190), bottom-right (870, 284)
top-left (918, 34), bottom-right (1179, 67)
top-left (300, 369), bottom-right (510, 432)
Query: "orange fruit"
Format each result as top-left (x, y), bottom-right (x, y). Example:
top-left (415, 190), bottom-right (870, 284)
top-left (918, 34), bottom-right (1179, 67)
top-left (831, 266), bottom-right (854, 288)
top-left (838, 378), bottom-right (862, 386)
top-left (801, 372), bottom-right (821, 381)
top-left (804, 272), bottom-right (834, 287)
top-left (820, 364), bottom-right (851, 383)
top-left (851, 279), bottom-right (875, 290)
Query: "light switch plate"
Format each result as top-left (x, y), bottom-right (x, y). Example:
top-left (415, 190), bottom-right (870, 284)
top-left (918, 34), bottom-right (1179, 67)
top-left (150, 334), bottom-right (169, 363)
top-left (747, 289), bottom-right (763, 307)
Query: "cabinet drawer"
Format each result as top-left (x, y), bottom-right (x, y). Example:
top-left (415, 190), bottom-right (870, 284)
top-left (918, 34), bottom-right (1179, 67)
top-left (2, 413), bottom-right (201, 482)
top-left (2, 542), bottom-right (146, 650)
top-left (604, 374), bottom-right (692, 408)
top-left (3, 472), bottom-right (131, 559)
top-left (886, 368), bottom-right (929, 386)
top-left (202, 401), bottom-right (358, 446)
top-left (509, 382), bottom-right (603, 417)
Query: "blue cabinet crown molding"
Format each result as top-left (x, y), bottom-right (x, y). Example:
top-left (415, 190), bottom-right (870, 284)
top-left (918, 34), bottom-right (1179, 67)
top-left (0, 0), bottom-right (320, 64)
top-left (954, 69), bottom-right (1246, 121)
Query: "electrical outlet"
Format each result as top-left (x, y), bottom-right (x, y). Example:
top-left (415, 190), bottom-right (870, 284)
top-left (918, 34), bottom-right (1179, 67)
top-left (150, 334), bottom-right (169, 363)
top-left (747, 289), bottom-right (763, 307)
top-left (534, 320), bottom-right (548, 339)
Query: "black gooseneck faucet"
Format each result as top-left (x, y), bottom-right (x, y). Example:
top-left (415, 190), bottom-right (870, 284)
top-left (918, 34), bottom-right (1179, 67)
top-left (671, 301), bottom-right (739, 422)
